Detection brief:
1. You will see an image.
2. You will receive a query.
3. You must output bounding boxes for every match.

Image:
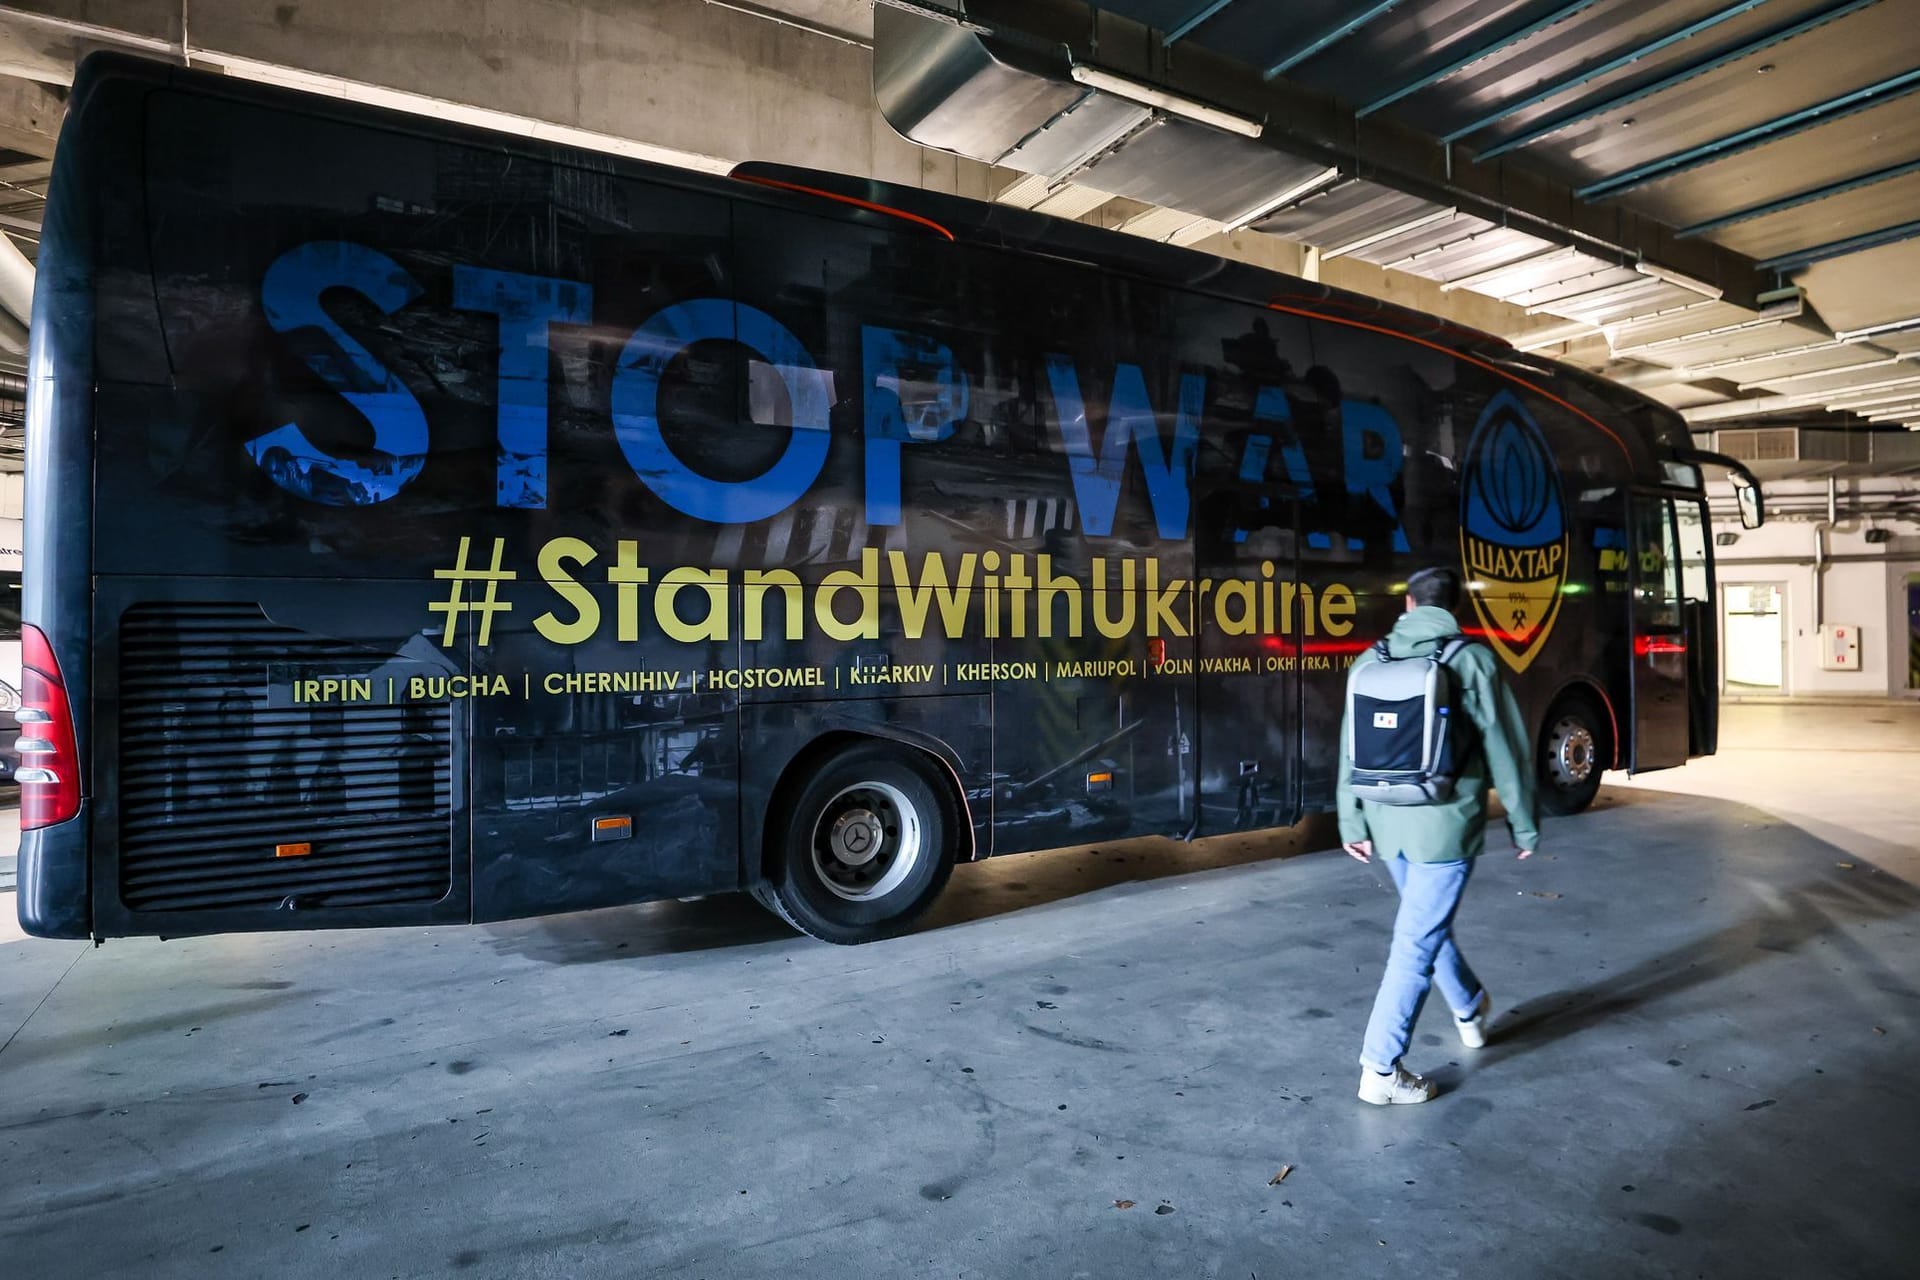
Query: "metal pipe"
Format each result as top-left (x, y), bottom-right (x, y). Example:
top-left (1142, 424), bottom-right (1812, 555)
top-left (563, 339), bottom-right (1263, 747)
top-left (1577, 67), bottom-right (1920, 201)
top-left (1265, 0), bottom-right (1410, 80)
top-left (1715, 552), bottom-right (1920, 566)
top-left (1813, 476), bottom-right (1837, 628)
top-left (1441, 0), bottom-right (1772, 143)
top-left (1359, 0), bottom-right (1606, 118)
top-left (1678, 157), bottom-right (1920, 239)
top-left (1758, 217), bottom-right (1920, 273)
top-left (1166, 0), bottom-right (1244, 46)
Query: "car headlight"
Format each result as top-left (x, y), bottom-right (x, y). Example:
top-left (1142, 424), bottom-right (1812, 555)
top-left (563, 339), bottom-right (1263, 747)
top-left (0, 682), bottom-right (18, 714)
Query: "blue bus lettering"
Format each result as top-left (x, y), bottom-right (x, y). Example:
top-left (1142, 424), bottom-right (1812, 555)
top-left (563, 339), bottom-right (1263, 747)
top-left (246, 242), bottom-right (1409, 545)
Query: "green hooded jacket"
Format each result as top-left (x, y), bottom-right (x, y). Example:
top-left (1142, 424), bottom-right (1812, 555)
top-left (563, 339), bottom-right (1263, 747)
top-left (1336, 606), bottom-right (1542, 862)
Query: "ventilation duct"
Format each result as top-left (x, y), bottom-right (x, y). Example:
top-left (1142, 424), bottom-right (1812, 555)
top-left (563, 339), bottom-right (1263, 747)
top-left (873, 5), bottom-right (1336, 228)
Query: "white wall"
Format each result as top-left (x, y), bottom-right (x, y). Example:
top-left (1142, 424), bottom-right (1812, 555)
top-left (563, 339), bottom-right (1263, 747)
top-left (1709, 478), bottom-right (1920, 698)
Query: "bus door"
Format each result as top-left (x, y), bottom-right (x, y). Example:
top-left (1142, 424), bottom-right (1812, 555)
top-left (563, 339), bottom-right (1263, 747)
top-left (1675, 497), bottom-right (1718, 756)
top-left (1628, 494), bottom-right (1689, 771)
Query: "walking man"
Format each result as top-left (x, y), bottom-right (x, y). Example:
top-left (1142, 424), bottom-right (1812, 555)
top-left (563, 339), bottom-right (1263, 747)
top-left (1338, 565), bottom-right (1541, 1105)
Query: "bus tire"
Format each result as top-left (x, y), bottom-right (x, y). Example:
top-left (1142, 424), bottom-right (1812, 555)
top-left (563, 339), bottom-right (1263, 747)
top-left (1537, 695), bottom-right (1607, 817)
top-left (754, 741), bottom-right (958, 945)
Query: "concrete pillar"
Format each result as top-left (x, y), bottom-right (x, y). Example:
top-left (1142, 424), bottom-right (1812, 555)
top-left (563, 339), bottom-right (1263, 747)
top-left (0, 73), bottom-right (64, 156)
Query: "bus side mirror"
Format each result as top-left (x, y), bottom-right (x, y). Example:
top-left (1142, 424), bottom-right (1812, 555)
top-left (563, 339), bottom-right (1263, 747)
top-left (1674, 448), bottom-right (1763, 530)
top-left (1733, 475), bottom-right (1763, 529)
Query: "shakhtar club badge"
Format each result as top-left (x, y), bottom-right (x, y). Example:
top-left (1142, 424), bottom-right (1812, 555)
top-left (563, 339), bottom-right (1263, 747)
top-left (1459, 391), bottom-right (1568, 673)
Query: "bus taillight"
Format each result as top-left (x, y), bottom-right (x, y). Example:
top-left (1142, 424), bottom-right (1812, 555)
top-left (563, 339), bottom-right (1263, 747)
top-left (18, 623), bottom-right (81, 830)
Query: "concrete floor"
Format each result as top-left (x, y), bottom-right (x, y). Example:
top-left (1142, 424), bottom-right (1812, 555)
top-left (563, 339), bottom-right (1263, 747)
top-left (2, 703), bottom-right (1916, 1279)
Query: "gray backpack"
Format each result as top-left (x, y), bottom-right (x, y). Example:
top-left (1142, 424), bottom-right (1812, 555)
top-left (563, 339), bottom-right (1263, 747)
top-left (1345, 636), bottom-right (1478, 806)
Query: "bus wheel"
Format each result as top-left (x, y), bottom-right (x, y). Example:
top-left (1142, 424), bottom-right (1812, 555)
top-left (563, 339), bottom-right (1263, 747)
top-left (755, 742), bottom-right (958, 944)
top-left (1537, 697), bottom-right (1607, 817)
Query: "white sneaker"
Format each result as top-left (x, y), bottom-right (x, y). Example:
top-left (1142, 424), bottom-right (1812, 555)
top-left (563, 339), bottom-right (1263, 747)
top-left (1456, 991), bottom-right (1492, 1050)
top-left (1358, 1063), bottom-right (1437, 1106)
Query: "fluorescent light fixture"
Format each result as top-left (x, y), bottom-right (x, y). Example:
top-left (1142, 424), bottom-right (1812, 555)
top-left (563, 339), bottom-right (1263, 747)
top-left (1513, 265), bottom-right (1623, 306)
top-left (1523, 277), bottom-right (1649, 316)
top-left (1029, 183), bottom-right (1114, 221)
top-left (1675, 337), bottom-right (1856, 379)
top-left (1684, 373), bottom-right (1920, 421)
top-left (1168, 219), bottom-right (1228, 247)
top-left (1736, 354), bottom-right (1907, 390)
top-left (1119, 205), bottom-right (1209, 242)
top-left (1069, 65), bottom-right (1265, 138)
top-left (1612, 317), bottom-right (1783, 360)
top-left (1441, 245), bottom-right (1581, 295)
top-left (1511, 319), bottom-right (1599, 351)
top-left (1822, 374), bottom-right (1920, 406)
top-left (1223, 166), bottom-right (1341, 231)
top-left (1835, 314), bottom-right (1920, 342)
top-left (1634, 260), bottom-right (1723, 300)
top-left (1608, 298), bottom-right (1721, 328)
top-left (1323, 206), bottom-right (1456, 261)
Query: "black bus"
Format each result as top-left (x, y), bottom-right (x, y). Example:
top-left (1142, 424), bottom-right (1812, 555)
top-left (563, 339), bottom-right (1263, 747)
top-left (17, 56), bottom-right (1761, 944)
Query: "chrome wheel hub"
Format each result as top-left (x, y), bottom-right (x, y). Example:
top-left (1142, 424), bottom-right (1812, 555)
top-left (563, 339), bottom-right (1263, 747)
top-left (812, 780), bottom-right (922, 902)
top-left (1548, 717), bottom-right (1596, 786)
top-left (829, 809), bottom-right (885, 866)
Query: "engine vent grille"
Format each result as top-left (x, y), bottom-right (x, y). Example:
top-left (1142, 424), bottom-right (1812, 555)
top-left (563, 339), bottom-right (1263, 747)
top-left (117, 603), bottom-right (453, 913)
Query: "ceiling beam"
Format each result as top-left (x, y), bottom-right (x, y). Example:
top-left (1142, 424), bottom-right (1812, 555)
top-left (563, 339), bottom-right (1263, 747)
top-left (1758, 217), bottom-right (1920, 273)
top-left (1578, 66), bottom-right (1920, 200)
top-left (0, 160), bottom-right (51, 185)
top-left (1678, 157), bottom-right (1920, 239)
top-left (1439, 0), bottom-right (1772, 145)
top-left (1164, 0), bottom-right (1243, 47)
top-left (1473, 0), bottom-right (1882, 162)
top-left (1358, 0), bottom-right (1606, 119)
top-left (1264, 0), bottom-right (1409, 80)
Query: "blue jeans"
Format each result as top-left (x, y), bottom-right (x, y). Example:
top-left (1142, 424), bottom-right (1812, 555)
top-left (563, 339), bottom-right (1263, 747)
top-left (1360, 853), bottom-right (1484, 1073)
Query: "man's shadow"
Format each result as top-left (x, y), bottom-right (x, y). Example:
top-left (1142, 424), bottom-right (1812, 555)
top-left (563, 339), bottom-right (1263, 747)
top-left (1477, 858), bottom-right (1920, 1060)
